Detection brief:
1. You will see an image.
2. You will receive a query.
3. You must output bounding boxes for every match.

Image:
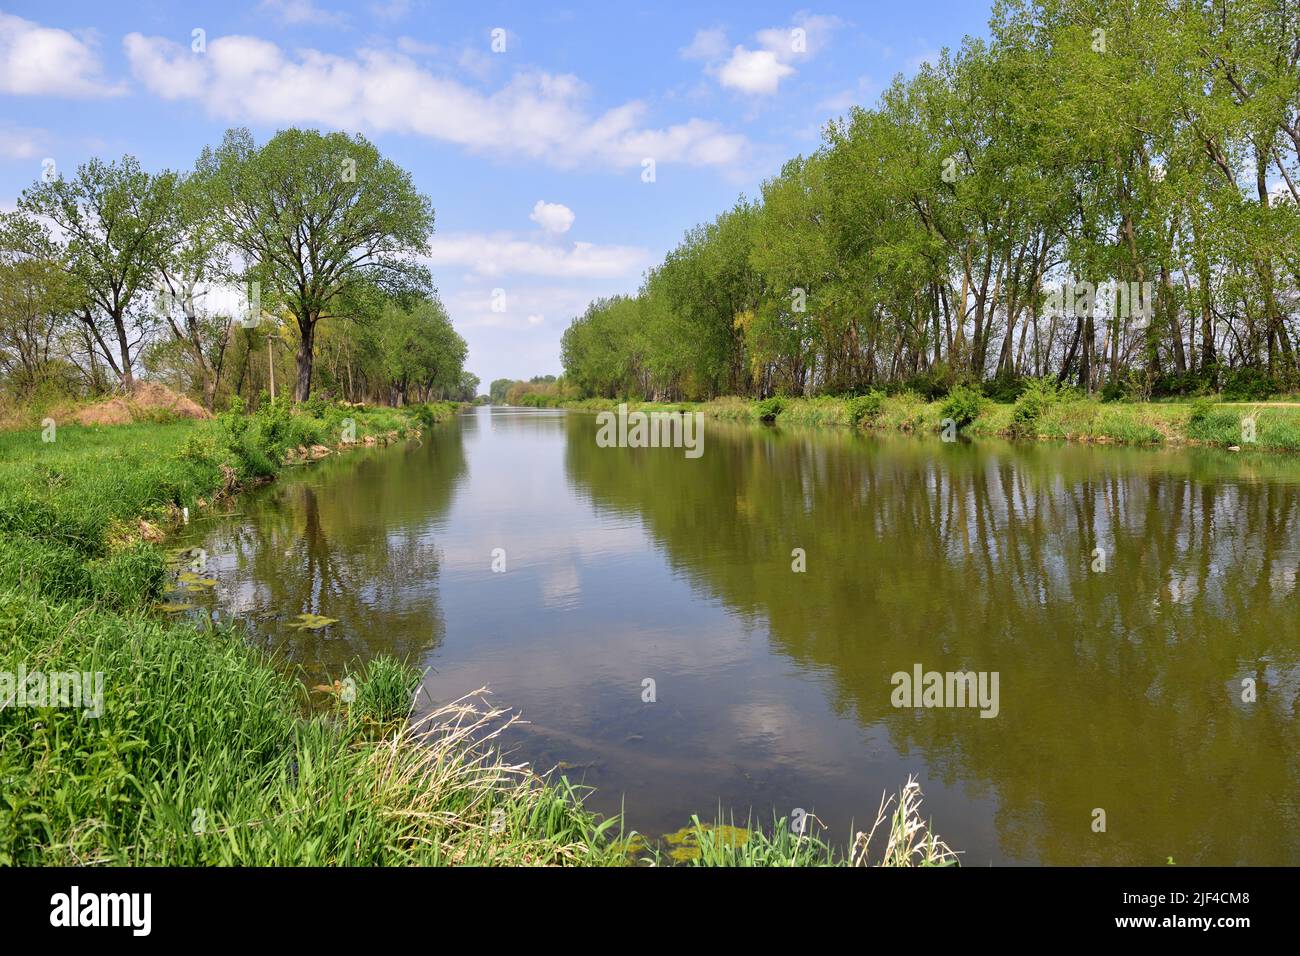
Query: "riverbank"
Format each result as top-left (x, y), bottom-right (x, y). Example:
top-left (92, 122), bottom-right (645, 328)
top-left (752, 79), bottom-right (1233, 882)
top-left (0, 398), bottom-right (955, 866)
top-left (0, 398), bottom-right (625, 865)
top-left (534, 391), bottom-right (1300, 454)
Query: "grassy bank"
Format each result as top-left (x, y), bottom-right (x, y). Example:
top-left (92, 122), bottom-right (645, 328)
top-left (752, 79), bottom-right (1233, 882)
top-left (541, 389), bottom-right (1300, 453)
top-left (0, 398), bottom-right (626, 865)
top-left (1, 397), bottom-right (955, 866)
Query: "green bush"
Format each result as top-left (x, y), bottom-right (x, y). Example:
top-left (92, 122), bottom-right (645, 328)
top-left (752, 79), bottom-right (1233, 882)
top-left (1010, 377), bottom-right (1061, 438)
top-left (1222, 367), bottom-right (1277, 401)
top-left (898, 369), bottom-right (951, 402)
top-left (1188, 397), bottom-right (1216, 425)
top-left (755, 397), bottom-right (785, 421)
top-left (940, 384), bottom-right (985, 430)
top-left (1099, 380), bottom-right (1127, 403)
top-left (302, 393), bottom-right (331, 419)
top-left (1150, 370), bottom-right (1198, 398)
top-left (845, 391), bottom-right (885, 427)
top-left (982, 374), bottom-right (1027, 404)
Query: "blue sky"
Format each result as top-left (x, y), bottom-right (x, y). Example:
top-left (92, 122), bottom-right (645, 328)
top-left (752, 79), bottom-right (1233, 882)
top-left (0, 1), bottom-right (993, 387)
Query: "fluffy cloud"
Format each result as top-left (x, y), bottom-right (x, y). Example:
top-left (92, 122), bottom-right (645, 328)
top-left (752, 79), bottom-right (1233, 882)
top-left (122, 32), bottom-right (749, 171)
top-left (0, 12), bottom-right (125, 98)
top-left (529, 200), bottom-right (575, 234)
top-left (716, 48), bottom-right (795, 95)
top-left (425, 232), bottom-right (647, 279)
top-left (701, 13), bottom-right (842, 96)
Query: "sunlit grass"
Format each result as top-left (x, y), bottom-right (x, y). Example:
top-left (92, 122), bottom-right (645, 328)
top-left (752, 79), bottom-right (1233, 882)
top-left (644, 776), bottom-right (958, 867)
top-left (680, 392), bottom-right (1300, 452)
top-left (0, 398), bottom-right (960, 867)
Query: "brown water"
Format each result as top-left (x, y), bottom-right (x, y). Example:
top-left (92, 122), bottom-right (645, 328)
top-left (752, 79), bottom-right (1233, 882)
top-left (169, 405), bottom-right (1300, 865)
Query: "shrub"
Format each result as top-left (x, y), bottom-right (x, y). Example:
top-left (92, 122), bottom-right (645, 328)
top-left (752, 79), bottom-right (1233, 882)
top-left (1188, 397), bottom-right (1216, 425)
top-left (982, 374), bottom-right (1027, 404)
top-left (940, 384), bottom-right (985, 429)
top-left (845, 391), bottom-right (885, 427)
top-left (1099, 380), bottom-right (1127, 403)
top-left (1010, 378), bottom-right (1060, 438)
top-left (1222, 367), bottom-right (1277, 401)
top-left (1150, 369), bottom-right (1213, 399)
top-left (755, 397), bottom-right (785, 421)
top-left (301, 393), bottom-right (331, 419)
top-left (898, 368), bottom-right (951, 402)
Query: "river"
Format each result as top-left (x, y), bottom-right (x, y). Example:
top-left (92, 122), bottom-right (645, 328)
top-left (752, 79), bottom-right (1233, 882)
top-left (168, 404), bottom-right (1300, 865)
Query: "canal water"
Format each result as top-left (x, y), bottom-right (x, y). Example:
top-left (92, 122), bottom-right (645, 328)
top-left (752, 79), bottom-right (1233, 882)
top-left (169, 405), bottom-right (1300, 864)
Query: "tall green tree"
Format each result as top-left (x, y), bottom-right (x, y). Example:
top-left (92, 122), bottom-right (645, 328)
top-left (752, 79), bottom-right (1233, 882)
top-left (20, 156), bottom-right (179, 391)
top-left (204, 128), bottom-right (435, 401)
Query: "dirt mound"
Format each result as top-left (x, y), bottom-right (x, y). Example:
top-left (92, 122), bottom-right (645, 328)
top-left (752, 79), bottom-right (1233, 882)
top-left (74, 382), bottom-right (212, 426)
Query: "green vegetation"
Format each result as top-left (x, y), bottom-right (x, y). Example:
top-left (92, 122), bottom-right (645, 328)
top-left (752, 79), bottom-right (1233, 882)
top-left (0, 403), bottom-right (956, 866)
top-left (1, 128), bottom-right (472, 419)
top-left (559, 1), bottom-right (1300, 402)
top-left (0, 401), bottom-right (626, 866)
top-left (941, 385), bottom-right (987, 430)
top-left (534, 388), bottom-right (1300, 453)
top-left (487, 375), bottom-right (572, 407)
top-left (658, 778), bottom-right (958, 867)
top-left (682, 390), bottom-right (1300, 452)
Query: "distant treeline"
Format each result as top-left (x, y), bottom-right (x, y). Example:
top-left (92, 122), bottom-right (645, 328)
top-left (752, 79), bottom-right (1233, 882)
top-left (561, 0), bottom-right (1300, 403)
top-left (489, 375), bottom-right (572, 406)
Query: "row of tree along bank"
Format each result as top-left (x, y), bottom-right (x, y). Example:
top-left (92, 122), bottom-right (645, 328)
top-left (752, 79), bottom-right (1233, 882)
top-left (560, 0), bottom-right (1300, 404)
top-left (0, 129), bottom-right (477, 419)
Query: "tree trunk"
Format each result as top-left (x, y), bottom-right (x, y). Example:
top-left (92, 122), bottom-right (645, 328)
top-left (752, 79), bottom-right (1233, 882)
top-left (294, 317), bottom-right (316, 402)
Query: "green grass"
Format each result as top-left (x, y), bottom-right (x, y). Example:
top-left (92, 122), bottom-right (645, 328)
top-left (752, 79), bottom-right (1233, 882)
top-left (669, 391), bottom-right (1300, 453)
top-left (0, 395), bottom-right (957, 867)
top-left (0, 397), bottom-right (633, 866)
top-left (652, 776), bottom-right (958, 867)
top-left (0, 591), bottom-right (623, 865)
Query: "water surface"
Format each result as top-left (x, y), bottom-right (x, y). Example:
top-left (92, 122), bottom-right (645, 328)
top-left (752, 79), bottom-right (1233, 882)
top-left (171, 406), bottom-right (1300, 865)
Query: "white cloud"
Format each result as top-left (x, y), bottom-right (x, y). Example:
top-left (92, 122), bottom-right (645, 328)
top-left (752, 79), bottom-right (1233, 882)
top-left (258, 0), bottom-right (348, 26)
top-left (123, 32), bottom-right (749, 171)
top-left (757, 14), bottom-right (842, 58)
top-left (680, 27), bottom-right (728, 61)
top-left (425, 232), bottom-right (647, 279)
top-left (370, 0), bottom-right (412, 21)
top-left (702, 13), bottom-right (842, 97)
top-left (0, 122), bottom-right (46, 159)
top-left (0, 13), bottom-right (125, 98)
top-left (121, 33), bottom-right (207, 100)
top-left (445, 283), bottom-right (592, 332)
top-left (716, 47), bottom-right (794, 95)
top-left (905, 39), bottom-right (941, 73)
top-left (529, 200), bottom-right (575, 234)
